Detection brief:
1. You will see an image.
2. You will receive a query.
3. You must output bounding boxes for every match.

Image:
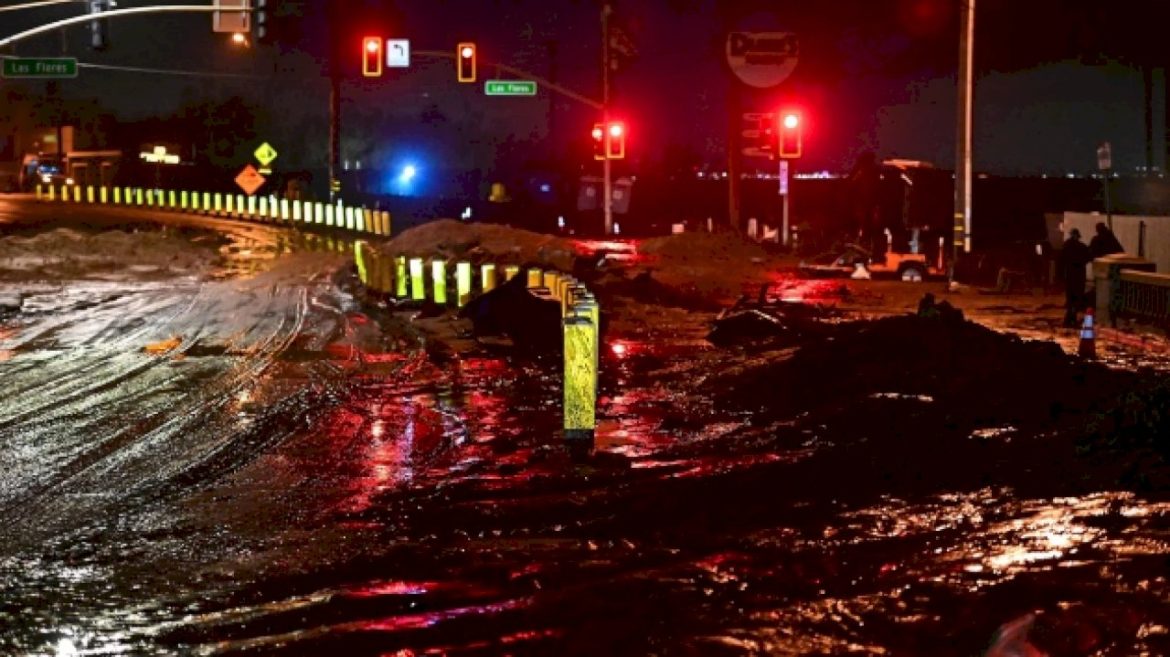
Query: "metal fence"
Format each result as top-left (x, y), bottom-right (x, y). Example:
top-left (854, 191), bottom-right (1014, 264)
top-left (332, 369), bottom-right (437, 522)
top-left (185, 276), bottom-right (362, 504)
top-left (1117, 270), bottom-right (1170, 327)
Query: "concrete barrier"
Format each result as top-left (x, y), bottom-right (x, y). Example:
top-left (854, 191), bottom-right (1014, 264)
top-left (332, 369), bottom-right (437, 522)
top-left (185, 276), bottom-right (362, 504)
top-left (563, 314), bottom-right (598, 440)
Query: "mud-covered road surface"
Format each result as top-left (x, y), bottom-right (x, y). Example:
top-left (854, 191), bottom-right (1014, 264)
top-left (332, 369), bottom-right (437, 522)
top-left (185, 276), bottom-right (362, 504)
top-left (2, 198), bottom-right (1169, 656)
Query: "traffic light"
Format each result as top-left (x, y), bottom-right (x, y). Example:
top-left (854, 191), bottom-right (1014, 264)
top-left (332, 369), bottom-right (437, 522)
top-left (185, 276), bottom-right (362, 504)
top-left (362, 37), bottom-right (383, 77)
top-left (606, 121), bottom-right (626, 159)
top-left (253, 0), bottom-right (270, 43)
top-left (591, 124), bottom-right (606, 160)
top-left (779, 111), bottom-right (802, 158)
top-left (88, 0), bottom-right (110, 50)
top-left (457, 42), bottom-right (476, 83)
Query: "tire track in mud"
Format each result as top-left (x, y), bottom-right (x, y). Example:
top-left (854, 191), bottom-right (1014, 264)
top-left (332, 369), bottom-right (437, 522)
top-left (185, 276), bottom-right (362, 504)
top-left (0, 260), bottom-right (360, 552)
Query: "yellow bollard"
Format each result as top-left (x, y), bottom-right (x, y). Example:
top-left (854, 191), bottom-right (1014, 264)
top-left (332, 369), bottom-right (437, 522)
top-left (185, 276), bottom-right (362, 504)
top-left (563, 314), bottom-right (598, 440)
top-left (60, 185), bottom-right (70, 202)
top-left (504, 265), bottom-right (520, 281)
top-left (73, 185), bottom-right (82, 202)
top-left (482, 263), bottom-right (497, 293)
top-left (168, 190), bottom-right (176, 208)
top-left (135, 188), bottom-right (143, 205)
top-left (147, 189), bottom-right (155, 206)
top-left (381, 211), bottom-right (392, 237)
top-left (280, 199), bottom-right (290, 222)
top-left (355, 242), bottom-right (369, 286)
top-left (124, 186), bottom-right (132, 204)
top-left (432, 260), bottom-right (449, 305)
top-left (47, 185), bottom-right (56, 201)
top-left (86, 186), bottom-right (95, 203)
top-left (201, 192), bottom-right (210, 214)
top-left (345, 206), bottom-right (356, 231)
top-left (325, 204), bottom-right (335, 227)
top-left (214, 193), bottom-right (223, 215)
top-left (226, 194), bottom-right (235, 215)
top-left (101, 186), bottom-right (108, 204)
top-left (179, 190), bottom-right (187, 210)
top-left (258, 196), bottom-right (268, 220)
top-left (113, 186), bottom-right (121, 204)
top-left (36, 184), bottom-right (43, 201)
top-left (543, 271), bottom-right (560, 296)
top-left (192, 191), bottom-right (202, 212)
top-left (527, 268), bottom-right (543, 288)
top-left (456, 261), bottom-right (472, 306)
top-left (573, 297), bottom-right (601, 387)
top-left (245, 195), bottom-right (255, 217)
top-left (292, 199), bottom-right (302, 222)
top-left (410, 257), bottom-right (425, 301)
top-left (396, 256), bottom-right (408, 298)
top-left (360, 208), bottom-right (371, 233)
top-left (269, 196), bottom-right (279, 221)
top-left (314, 202), bottom-right (324, 224)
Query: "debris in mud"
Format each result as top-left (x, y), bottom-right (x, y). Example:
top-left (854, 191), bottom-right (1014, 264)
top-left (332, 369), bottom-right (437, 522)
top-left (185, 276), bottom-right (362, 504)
top-left (143, 336), bottom-right (183, 354)
top-left (597, 270), bottom-right (720, 311)
top-left (0, 228), bottom-right (221, 281)
top-left (458, 274), bottom-right (563, 355)
top-left (707, 284), bottom-right (841, 347)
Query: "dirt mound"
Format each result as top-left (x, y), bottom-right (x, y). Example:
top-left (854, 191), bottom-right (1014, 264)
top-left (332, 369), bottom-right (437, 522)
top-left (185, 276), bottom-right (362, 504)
top-left (380, 220), bottom-right (578, 272)
top-left (639, 231), bottom-right (768, 262)
top-left (711, 313), bottom-right (1146, 432)
top-left (0, 228), bottom-right (220, 280)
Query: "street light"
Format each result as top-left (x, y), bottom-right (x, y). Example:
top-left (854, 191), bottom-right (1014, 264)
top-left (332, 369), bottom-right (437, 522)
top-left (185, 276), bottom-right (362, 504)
top-left (231, 32), bottom-right (248, 46)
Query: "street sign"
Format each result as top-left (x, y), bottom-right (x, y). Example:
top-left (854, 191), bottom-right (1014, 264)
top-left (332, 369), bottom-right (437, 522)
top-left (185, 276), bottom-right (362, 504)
top-left (1097, 142), bottom-right (1112, 171)
top-left (779, 159), bottom-right (790, 195)
top-left (213, 0), bottom-right (249, 33)
top-left (484, 80), bottom-right (538, 96)
top-left (387, 39), bottom-right (410, 67)
top-left (2, 57), bottom-right (77, 79)
top-left (742, 147), bottom-right (773, 159)
top-left (140, 146), bottom-right (180, 164)
top-left (726, 32), bottom-right (799, 88)
top-left (235, 165), bottom-right (266, 196)
top-left (254, 142), bottom-right (278, 167)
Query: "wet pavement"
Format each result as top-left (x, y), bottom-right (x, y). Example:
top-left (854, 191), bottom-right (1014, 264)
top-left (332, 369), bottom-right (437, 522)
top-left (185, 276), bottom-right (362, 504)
top-left (2, 200), bottom-right (1169, 656)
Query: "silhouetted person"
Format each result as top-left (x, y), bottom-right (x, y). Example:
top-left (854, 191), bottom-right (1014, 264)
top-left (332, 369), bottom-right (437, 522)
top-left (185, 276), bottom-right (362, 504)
top-left (1059, 228), bottom-right (1092, 327)
top-left (1089, 222), bottom-right (1124, 259)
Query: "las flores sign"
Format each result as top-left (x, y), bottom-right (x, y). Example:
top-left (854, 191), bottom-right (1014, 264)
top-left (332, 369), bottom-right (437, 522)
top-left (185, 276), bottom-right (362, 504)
top-left (726, 32), bottom-right (799, 88)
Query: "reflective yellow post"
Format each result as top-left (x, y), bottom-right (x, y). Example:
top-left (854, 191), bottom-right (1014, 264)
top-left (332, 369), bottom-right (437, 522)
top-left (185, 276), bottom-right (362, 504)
top-left (47, 185), bottom-right (55, 201)
top-left (280, 199), bottom-right (290, 222)
top-left (543, 271), bottom-right (560, 296)
top-left (564, 314), bottom-right (598, 440)
top-left (113, 187), bottom-right (120, 204)
top-left (258, 196), bottom-right (268, 220)
top-left (504, 265), bottom-right (520, 281)
top-left (214, 193), bottom-right (223, 215)
top-left (35, 184), bottom-right (43, 201)
top-left (396, 256), bottom-right (408, 298)
top-left (269, 196), bottom-right (279, 221)
top-left (86, 186), bottom-right (94, 203)
top-left (325, 204), bottom-right (335, 227)
top-left (226, 194), bottom-right (235, 215)
top-left (354, 242), bottom-right (369, 286)
top-left (345, 206), bottom-right (356, 231)
top-left (292, 199), bottom-right (302, 222)
top-left (433, 260), bottom-right (449, 304)
top-left (381, 211), bottom-right (392, 236)
top-left (136, 188), bottom-right (143, 205)
top-left (410, 257), bottom-right (425, 300)
top-left (481, 263), bottom-right (497, 293)
top-left (147, 189), bottom-right (155, 206)
top-left (179, 190), bottom-right (187, 210)
top-left (456, 261), bottom-right (472, 306)
top-left (247, 195), bottom-right (257, 217)
top-left (527, 268), bottom-right (543, 288)
top-left (74, 185), bottom-right (82, 202)
top-left (360, 208), bottom-right (370, 232)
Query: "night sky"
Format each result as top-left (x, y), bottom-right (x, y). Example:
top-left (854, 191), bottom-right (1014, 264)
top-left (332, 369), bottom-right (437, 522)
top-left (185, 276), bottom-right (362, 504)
top-left (2, 0), bottom-right (1167, 174)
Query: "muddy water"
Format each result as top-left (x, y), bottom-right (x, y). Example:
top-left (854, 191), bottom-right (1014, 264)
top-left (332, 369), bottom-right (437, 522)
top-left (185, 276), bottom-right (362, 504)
top-left (1, 238), bottom-right (1169, 656)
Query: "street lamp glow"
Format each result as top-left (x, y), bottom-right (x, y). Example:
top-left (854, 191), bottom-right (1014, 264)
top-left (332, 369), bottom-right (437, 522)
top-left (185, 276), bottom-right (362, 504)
top-left (231, 32), bottom-right (246, 45)
top-left (783, 113), bottom-right (799, 129)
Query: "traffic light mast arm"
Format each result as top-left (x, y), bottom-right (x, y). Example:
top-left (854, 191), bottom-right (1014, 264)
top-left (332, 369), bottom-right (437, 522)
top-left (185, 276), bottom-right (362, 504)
top-left (414, 49), bottom-right (602, 109)
top-left (0, 0), bottom-right (77, 14)
top-left (0, 5), bottom-right (229, 48)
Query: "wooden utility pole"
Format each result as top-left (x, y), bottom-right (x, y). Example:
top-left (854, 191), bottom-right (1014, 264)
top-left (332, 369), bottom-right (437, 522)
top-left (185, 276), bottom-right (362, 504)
top-left (953, 0), bottom-right (975, 277)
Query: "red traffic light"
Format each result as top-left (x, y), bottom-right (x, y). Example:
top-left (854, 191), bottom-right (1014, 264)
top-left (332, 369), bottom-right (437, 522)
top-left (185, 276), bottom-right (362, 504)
top-left (362, 37), bottom-right (383, 77)
top-left (606, 121), bottom-right (626, 159)
top-left (457, 42), bottom-right (476, 83)
top-left (782, 113), bottom-right (800, 130)
top-left (592, 123), bottom-right (606, 160)
top-left (779, 111), bottom-right (802, 158)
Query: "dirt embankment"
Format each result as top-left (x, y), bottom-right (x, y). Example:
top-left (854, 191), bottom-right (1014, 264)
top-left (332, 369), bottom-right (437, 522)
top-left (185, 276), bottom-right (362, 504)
top-left (373, 219), bottom-right (580, 273)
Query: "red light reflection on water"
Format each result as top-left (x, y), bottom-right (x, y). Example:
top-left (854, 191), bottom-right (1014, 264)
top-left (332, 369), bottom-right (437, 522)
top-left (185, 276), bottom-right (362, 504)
top-left (360, 597), bottom-right (532, 632)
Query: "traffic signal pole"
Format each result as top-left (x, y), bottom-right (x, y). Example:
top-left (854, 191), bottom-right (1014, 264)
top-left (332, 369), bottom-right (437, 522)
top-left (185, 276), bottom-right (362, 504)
top-left (601, 3), bottom-right (613, 235)
top-left (952, 0), bottom-right (975, 280)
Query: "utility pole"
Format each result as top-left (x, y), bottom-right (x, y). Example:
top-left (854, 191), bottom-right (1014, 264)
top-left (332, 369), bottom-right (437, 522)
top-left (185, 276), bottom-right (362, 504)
top-left (953, 0), bottom-right (975, 278)
top-left (601, 3), bottom-right (613, 235)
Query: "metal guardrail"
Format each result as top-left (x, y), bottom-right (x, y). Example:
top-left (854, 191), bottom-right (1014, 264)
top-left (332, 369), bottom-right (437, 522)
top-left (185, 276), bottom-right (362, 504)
top-left (35, 183), bottom-right (391, 237)
top-left (353, 245), bottom-right (600, 440)
top-left (1117, 270), bottom-right (1170, 327)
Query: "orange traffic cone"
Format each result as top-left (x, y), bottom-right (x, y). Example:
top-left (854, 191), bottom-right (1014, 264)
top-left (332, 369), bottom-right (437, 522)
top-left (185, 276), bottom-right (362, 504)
top-left (1078, 307), bottom-right (1096, 359)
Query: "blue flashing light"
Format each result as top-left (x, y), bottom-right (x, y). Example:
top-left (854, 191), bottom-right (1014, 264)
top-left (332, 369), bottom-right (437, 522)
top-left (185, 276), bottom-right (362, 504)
top-left (400, 165), bottom-right (417, 182)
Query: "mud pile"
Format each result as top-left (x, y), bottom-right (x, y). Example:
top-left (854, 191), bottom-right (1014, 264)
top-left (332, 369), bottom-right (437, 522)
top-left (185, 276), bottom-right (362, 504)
top-left (635, 232), bottom-right (783, 304)
top-left (378, 220), bottom-right (578, 272)
top-left (708, 312), bottom-right (1170, 487)
top-left (0, 228), bottom-right (220, 280)
top-left (639, 231), bottom-right (769, 262)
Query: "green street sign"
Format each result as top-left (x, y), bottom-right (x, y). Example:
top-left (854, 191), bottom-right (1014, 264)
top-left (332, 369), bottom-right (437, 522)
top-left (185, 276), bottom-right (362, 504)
top-left (1, 57), bottom-right (78, 79)
top-left (484, 80), bottom-right (537, 96)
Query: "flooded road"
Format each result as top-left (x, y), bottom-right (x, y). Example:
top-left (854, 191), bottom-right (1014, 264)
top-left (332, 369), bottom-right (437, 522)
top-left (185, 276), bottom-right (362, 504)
top-left (2, 202), bottom-right (1169, 655)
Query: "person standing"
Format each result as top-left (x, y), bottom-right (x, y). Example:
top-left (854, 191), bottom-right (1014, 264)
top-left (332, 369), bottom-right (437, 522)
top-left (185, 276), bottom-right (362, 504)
top-left (1089, 222), bottom-right (1124, 259)
top-left (1059, 228), bottom-right (1092, 327)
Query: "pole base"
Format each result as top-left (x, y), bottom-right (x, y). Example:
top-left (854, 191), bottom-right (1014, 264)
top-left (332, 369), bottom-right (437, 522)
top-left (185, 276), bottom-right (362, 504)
top-left (564, 428), bottom-right (595, 442)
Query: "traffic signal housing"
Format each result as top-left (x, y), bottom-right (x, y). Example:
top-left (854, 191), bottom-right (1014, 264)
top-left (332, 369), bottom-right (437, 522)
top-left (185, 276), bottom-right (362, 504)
top-left (88, 0), bottom-right (110, 50)
top-left (253, 0), bottom-right (270, 43)
top-left (362, 37), bottom-right (384, 77)
top-left (606, 121), bottom-right (626, 159)
top-left (779, 111), bottom-right (802, 159)
top-left (592, 124), bottom-right (606, 160)
top-left (457, 42), bottom-right (476, 83)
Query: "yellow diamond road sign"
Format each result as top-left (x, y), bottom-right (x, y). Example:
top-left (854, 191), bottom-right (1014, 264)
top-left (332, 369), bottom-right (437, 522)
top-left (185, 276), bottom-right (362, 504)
top-left (254, 142), bottom-right (278, 167)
